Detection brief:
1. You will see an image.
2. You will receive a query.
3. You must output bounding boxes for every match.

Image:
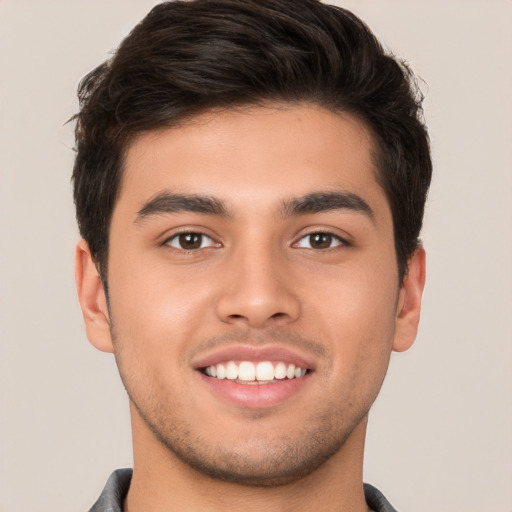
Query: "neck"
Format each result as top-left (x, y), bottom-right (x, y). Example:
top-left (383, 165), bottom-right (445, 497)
top-left (125, 407), bottom-right (371, 512)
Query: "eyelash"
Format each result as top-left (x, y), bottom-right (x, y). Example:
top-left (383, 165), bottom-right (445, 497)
top-left (162, 230), bottom-right (348, 253)
top-left (163, 232), bottom-right (219, 252)
top-left (293, 231), bottom-right (348, 250)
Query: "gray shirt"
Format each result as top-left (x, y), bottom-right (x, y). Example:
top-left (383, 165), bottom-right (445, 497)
top-left (89, 468), bottom-right (398, 512)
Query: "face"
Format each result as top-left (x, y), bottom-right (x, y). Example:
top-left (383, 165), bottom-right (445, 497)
top-left (77, 104), bottom-right (424, 486)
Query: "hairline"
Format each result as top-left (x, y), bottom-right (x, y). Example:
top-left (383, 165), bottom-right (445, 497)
top-left (98, 100), bottom-right (407, 285)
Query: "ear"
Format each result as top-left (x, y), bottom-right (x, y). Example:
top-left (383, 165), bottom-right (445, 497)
top-left (75, 239), bottom-right (114, 353)
top-left (392, 246), bottom-right (426, 352)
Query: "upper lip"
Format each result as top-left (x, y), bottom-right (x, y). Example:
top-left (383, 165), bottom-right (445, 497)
top-left (192, 345), bottom-right (316, 371)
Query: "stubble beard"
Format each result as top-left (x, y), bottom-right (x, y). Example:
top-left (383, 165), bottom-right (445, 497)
top-left (128, 391), bottom-right (367, 487)
top-left (111, 325), bottom-right (381, 488)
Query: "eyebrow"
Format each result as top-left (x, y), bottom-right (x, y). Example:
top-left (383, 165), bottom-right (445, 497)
top-left (281, 191), bottom-right (374, 220)
top-left (134, 192), bottom-right (230, 223)
top-left (134, 189), bottom-right (374, 224)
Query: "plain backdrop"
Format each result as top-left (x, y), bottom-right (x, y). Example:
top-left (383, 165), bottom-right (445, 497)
top-left (1, 1), bottom-right (511, 511)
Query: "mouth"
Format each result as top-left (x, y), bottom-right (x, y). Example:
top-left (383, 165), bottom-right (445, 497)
top-left (194, 346), bottom-right (315, 408)
top-left (201, 360), bottom-right (309, 384)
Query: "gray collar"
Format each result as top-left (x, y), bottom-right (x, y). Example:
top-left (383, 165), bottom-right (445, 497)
top-left (89, 469), bottom-right (398, 512)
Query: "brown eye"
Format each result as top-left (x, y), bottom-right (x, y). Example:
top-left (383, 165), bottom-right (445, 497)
top-left (296, 232), bottom-right (344, 250)
top-left (166, 232), bottom-right (216, 250)
top-left (179, 233), bottom-right (202, 249)
top-left (309, 233), bottom-right (332, 249)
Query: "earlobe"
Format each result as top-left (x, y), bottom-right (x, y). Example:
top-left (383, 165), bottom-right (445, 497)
top-left (392, 247), bottom-right (426, 352)
top-left (75, 239), bottom-right (114, 353)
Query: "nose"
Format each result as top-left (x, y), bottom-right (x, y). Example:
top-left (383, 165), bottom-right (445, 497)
top-left (215, 244), bottom-right (301, 328)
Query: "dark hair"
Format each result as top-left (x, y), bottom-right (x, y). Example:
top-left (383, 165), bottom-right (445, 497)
top-left (72, 0), bottom-right (431, 283)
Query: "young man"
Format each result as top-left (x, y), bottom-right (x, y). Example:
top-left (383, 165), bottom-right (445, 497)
top-left (73, 1), bottom-right (431, 510)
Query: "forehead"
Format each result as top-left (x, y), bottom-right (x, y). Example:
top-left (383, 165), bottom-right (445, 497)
top-left (119, 104), bottom-right (388, 218)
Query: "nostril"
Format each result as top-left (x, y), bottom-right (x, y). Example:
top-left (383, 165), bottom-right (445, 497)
top-left (217, 293), bottom-right (301, 327)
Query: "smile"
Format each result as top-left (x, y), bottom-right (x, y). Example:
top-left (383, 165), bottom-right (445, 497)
top-left (203, 360), bottom-right (308, 383)
top-left (195, 346), bottom-right (314, 408)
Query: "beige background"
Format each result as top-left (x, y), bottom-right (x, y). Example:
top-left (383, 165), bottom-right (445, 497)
top-left (1, 1), bottom-right (511, 511)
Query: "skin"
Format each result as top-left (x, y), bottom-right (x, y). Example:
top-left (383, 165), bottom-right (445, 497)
top-left (76, 104), bottom-right (425, 512)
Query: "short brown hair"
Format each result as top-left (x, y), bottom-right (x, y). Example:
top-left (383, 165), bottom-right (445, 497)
top-left (72, 0), bottom-right (432, 283)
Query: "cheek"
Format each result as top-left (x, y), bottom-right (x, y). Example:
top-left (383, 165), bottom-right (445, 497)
top-left (309, 262), bottom-right (399, 375)
top-left (107, 260), bottom-right (215, 364)
top-left (106, 272), bottom-right (206, 410)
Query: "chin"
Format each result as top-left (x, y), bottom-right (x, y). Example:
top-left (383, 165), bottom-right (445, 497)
top-left (133, 394), bottom-right (365, 488)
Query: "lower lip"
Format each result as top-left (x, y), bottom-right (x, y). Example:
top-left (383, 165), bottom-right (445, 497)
top-left (199, 372), bottom-right (311, 409)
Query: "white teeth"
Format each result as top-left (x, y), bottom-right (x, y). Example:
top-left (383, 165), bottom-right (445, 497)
top-left (274, 362), bottom-right (287, 379)
top-left (238, 361), bottom-right (256, 381)
top-left (204, 361), bottom-right (308, 382)
top-left (256, 361), bottom-right (274, 381)
top-left (226, 361), bottom-right (238, 380)
top-left (216, 363), bottom-right (226, 379)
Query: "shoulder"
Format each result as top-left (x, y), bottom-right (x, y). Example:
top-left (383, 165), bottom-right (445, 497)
top-left (88, 468), bottom-right (133, 512)
top-left (364, 483), bottom-right (399, 512)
